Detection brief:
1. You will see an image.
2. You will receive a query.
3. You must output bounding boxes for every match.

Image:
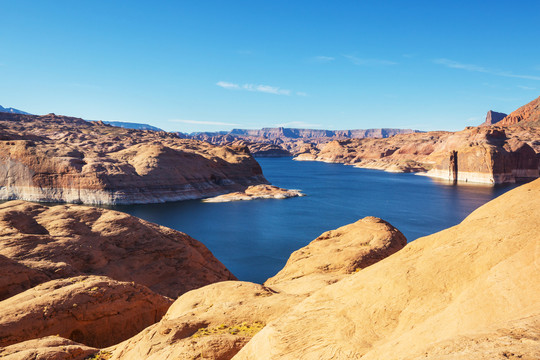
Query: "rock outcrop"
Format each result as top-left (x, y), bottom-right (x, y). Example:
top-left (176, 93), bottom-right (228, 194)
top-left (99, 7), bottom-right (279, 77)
top-left (480, 110), bottom-right (507, 126)
top-left (426, 127), bottom-right (539, 183)
top-left (499, 95), bottom-right (540, 126)
top-left (0, 336), bottom-right (98, 360)
top-left (265, 217), bottom-right (406, 295)
top-left (107, 216), bottom-right (406, 360)
top-left (0, 200), bottom-right (235, 299)
top-left (234, 178), bottom-right (540, 359)
top-left (0, 112), bottom-right (267, 205)
top-left (203, 184), bottom-right (304, 202)
top-left (0, 275), bottom-right (172, 348)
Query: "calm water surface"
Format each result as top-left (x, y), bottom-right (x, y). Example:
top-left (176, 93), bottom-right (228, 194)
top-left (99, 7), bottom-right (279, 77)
top-left (106, 158), bottom-right (518, 283)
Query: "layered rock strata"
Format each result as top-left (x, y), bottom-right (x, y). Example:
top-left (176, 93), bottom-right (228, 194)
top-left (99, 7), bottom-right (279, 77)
top-left (185, 127), bottom-right (420, 157)
top-left (0, 112), bottom-right (267, 205)
top-left (426, 127), bottom-right (539, 183)
top-left (203, 184), bottom-right (304, 202)
top-left (234, 178), bottom-right (540, 359)
top-left (499, 95), bottom-right (540, 126)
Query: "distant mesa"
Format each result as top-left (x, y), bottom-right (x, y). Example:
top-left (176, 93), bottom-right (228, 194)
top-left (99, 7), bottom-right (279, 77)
top-left (0, 105), bottom-right (31, 115)
top-left (480, 110), bottom-right (507, 126)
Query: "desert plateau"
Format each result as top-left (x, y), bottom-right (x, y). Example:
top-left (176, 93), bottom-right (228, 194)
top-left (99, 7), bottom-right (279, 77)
top-left (2, 1), bottom-right (540, 359)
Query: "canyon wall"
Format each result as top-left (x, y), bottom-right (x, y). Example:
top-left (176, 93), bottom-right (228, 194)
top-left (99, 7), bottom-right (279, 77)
top-left (0, 113), bottom-right (268, 205)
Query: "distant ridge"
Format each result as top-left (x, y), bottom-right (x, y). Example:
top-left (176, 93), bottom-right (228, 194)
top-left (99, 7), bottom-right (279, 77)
top-left (97, 120), bottom-right (163, 131)
top-left (186, 127), bottom-right (421, 140)
top-left (0, 105), bottom-right (30, 115)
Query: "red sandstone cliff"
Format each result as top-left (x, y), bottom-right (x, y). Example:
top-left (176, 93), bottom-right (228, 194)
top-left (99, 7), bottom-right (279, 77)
top-left (499, 95), bottom-right (540, 126)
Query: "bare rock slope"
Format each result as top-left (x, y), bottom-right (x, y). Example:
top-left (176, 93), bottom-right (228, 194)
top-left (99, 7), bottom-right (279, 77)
top-left (0, 336), bottom-right (98, 360)
top-left (0, 275), bottom-right (172, 348)
top-left (107, 217), bottom-right (406, 360)
top-left (234, 178), bottom-right (540, 359)
top-left (0, 112), bottom-right (267, 205)
top-left (0, 200), bottom-right (235, 299)
top-left (499, 95), bottom-right (540, 126)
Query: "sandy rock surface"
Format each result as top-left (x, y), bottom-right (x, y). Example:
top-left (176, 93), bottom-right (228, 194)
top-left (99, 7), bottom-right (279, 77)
top-left (265, 216), bottom-right (406, 295)
top-left (234, 178), bottom-right (540, 359)
top-left (0, 200), bottom-right (235, 299)
top-left (0, 275), bottom-right (172, 348)
top-left (107, 216), bottom-right (406, 359)
top-left (0, 336), bottom-right (99, 360)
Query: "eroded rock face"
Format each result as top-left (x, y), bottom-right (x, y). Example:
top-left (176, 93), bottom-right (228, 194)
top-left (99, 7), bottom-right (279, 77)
top-left (202, 184), bottom-right (304, 202)
top-left (0, 275), bottom-right (172, 348)
top-left (234, 179), bottom-right (540, 360)
top-left (265, 217), bottom-right (406, 295)
top-left (426, 127), bottom-right (539, 183)
top-left (480, 110), bottom-right (507, 126)
top-left (0, 200), bottom-right (235, 299)
top-left (0, 336), bottom-right (98, 360)
top-left (107, 217), bottom-right (406, 360)
top-left (0, 112), bottom-right (267, 205)
top-left (499, 95), bottom-right (540, 126)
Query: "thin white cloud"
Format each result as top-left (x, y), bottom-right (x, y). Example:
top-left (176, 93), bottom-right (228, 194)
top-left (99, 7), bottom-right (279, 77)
top-left (170, 119), bottom-right (240, 126)
top-left (216, 81), bottom-right (240, 90)
top-left (311, 55), bottom-right (335, 63)
top-left (274, 121), bottom-right (323, 128)
top-left (517, 85), bottom-right (536, 90)
top-left (296, 91), bottom-right (308, 96)
top-left (434, 58), bottom-right (540, 81)
top-left (217, 81), bottom-right (296, 96)
top-left (344, 55), bottom-right (397, 66)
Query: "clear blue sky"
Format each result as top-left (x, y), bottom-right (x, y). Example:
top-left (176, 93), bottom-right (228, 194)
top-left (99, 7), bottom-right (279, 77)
top-left (1, 0), bottom-right (539, 132)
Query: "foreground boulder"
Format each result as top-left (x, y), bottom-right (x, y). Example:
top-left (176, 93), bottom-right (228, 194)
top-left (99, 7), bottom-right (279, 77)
top-left (0, 275), bottom-right (172, 348)
top-left (234, 178), bottom-right (540, 359)
top-left (0, 200), bottom-right (235, 299)
top-left (0, 336), bottom-right (98, 360)
top-left (265, 216), bottom-right (406, 295)
top-left (107, 217), bottom-right (406, 359)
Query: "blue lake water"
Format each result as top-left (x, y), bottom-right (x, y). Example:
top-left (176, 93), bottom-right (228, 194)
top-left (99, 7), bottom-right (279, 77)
top-left (106, 158), bottom-right (519, 283)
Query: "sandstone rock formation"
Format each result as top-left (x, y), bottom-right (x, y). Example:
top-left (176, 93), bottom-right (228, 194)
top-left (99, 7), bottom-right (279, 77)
top-left (0, 200), bottom-right (235, 299)
top-left (480, 110), bottom-right (507, 126)
top-left (203, 184), bottom-right (304, 202)
top-left (0, 275), bottom-right (172, 348)
top-left (0, 336), bottom-right (98, 360)
top-left (234, 178), bottom-right (540, 359)
top-left (265, 217), bottom-right (406, 295)
top-left (106, 216), bottom-right (406, 360)
top-left (426, 127), bottom-right (539, 183)
top-left (0, 112), bottom-right (267, 205)
top-left (499, 95), bottom-right (540, 126)
top-left (185, 127), bottom-right (421, 158)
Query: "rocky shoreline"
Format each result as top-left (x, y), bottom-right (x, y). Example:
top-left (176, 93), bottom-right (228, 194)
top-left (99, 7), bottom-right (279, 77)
top-left (1, 179), bottom-right (538, 359)
top-left (0, 113), bottom-right (272, 205)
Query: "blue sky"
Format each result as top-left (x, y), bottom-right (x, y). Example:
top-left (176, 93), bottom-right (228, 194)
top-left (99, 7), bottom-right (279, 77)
top-left (1, 0), bottom-right (539, 133)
